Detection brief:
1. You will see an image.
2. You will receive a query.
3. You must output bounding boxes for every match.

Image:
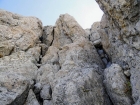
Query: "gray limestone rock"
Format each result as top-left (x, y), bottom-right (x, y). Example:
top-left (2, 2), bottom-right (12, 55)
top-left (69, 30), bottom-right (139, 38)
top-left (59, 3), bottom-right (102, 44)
top-left (36, 14), bottom-right (110, 105)
top-left (134, 97), bottom-right (140, 105)
top-left (52, 14), bottom-right (87, 48)
top-left (40, 84), bottom-right (52, 100)
top-left (96, 0), bottom-right (140, 104)
top-left (43, 100), bottom-right (53, 105)
top-left (89, 22), bottom-right (101, 45)
top-left (84, 28), bottom-right (91, 40)
top-left (26, 46), bottom-right (41, 63)
top-left (104, 64), bottom-right (133, 105)
top-left (37, 38), bottom-right (109, 105)
top-left (0, 51), bottom-right (38, 105)
top-left (24, 89), bottom-right (40, 105)
top-left (0, 9), bottom-right (42, 57)
top-left (42, 26), bottom-right (54, 47)
top-left (34, 83), bottom-right (42, 94)
top-left (1, 1), bottom-right (140, 104)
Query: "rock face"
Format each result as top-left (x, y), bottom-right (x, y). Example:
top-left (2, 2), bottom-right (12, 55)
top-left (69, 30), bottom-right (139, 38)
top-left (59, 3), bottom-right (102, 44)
top-left (52, 14), bottom-right (87, 48)
top-left (41, 26), bottom-right (54, 56)
top-left (0, 1), bottom-right (140, 104)
top-left (89, 22), bottom-right (101, 45)
top-left (0, 9), bottom-right (42, 105)
top-left (0, 51), bottom-right (38, 105)
top-left (104, 64), bottom-right (133, 105)
top-left (24, 89), bottom-right (40, 105)
top-left (96, 0), bottom-right (140, 104)
top-left (36, 14), bottom-right (109, 105)
top-left (0, 9), bottom-right (42, 57)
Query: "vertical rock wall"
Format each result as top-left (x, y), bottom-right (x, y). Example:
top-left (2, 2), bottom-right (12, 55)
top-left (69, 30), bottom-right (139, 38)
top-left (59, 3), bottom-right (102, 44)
top-left (96, 0), bottom-right (140, 104)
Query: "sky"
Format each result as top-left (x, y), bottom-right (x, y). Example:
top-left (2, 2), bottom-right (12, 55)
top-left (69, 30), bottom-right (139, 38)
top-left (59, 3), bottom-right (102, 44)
top-left (0, 0), bottom-right (103, 29)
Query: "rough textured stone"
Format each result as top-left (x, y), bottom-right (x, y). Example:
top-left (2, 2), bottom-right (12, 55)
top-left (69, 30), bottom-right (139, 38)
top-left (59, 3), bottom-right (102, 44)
top-left (40, 84), bottom-right (52, 100)
top-left (52, 14), bottom-right (87, 48)
top-left (24, 89), bottom-right (40, 105)
top-left (42, 26), bottom-right (54, 46)
top-left (36, 14), bottom-right (111, 105)
top-left (104, 64), bottom-right (133, 105)
top-left (27, 46), bottom-right (41, 63)
top-left (96, 0), bottom-right (140, 104)
top-left (89, 22), bottom-right (101, 45)
top-left (34, 83), bottom-right (42, 96)
top-left (96, 0), bottom-right (140, 47)
top-left (0, 51), bottom-right (38, 105)
top-left (0, 9), bottom-right (42, 57)
top-left (43, 100), bottom-right (53, 105)
top-left (1, 1), bottom-right (140, 104)
top-left (40, 25), bottom-right (54, 56)
top-left (134, 97), bottom-right (140, 105)
top-left (84, 28), bottom-right (90, 40)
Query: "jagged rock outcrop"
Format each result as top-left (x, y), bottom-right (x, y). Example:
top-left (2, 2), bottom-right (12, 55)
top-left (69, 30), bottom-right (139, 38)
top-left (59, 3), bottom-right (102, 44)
top-left (96, 0), bottom-right (140, 104)
top-left (0, 9), bottom-right (112, 105)
top-left (0, 9), bottom-right (42, 105)
top-left (36, 14), bottom-right (110, 105)
top-left (0, 9), bottom-right (42, 57)
top-left (0, 0), bottom-right (140, 104)
top-left (0, 51), bottom-right (38, 105)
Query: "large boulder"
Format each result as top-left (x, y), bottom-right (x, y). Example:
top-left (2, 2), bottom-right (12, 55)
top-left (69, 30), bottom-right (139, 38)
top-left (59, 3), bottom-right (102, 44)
top-left (0, 9), bottom-right (42, 57)
top-left (0, 51), bottom-right (38, 105)
top-left (52, 14), bottom-right (87, 48)
top-left (104, 64), bottom-right (133, 105)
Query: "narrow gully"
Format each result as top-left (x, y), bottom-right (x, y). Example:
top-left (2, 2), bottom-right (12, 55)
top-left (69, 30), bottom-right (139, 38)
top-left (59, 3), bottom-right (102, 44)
top-left (95, 44), bottom-right (111, 68)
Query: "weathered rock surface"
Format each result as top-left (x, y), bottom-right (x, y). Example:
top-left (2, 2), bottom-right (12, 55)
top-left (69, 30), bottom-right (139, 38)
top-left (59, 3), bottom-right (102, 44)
top-left (0, 51), bottom-right (38, 105)
top-left (24, 89), bottom-right (40, 105)
top-left (96, 0), bottom-right (140, 104)
top-left (52, 14), bottom-right (87, 48)
top-left (43, 100), bottom-right (53, 105)
top-left (40, 84), bottom-right (52, 100)
top-left (0, 0), bottom-right (140, 104)
top-left (36, 14), bottom-right (111, 105)
top-left (27, 46), bottom-right (41, 63)
top-left (96, 0), bottom-right (140, 49)
top-left (89, 22), bottom-right (101, 45)
top-left (41, 26), bottom-right (54, 55)
top-left (42, 26), bottom-right (54, 47)
top-left (37, 39), bottom-right (110, 105)
top-left (104, 64), bottom-right (133, 105)
top-left (0, 9), bottom-right (42, 105)
top-left (0, 9), bottom-right (42, 57)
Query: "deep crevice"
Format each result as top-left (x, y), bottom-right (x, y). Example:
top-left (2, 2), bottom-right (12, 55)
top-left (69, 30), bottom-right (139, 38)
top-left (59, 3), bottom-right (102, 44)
top-left (32, 80), bottom-right (43, 105)
top-left (36, 37), bottom-right (44, 68)
top-left (94, 43), bottom-right (112, 68)
top-left (50, 27), bottom-right (55, 46)
top-left (8, 84), bottom-right (30, 105)
top-left (94, 43), bottom-right (114, 104)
